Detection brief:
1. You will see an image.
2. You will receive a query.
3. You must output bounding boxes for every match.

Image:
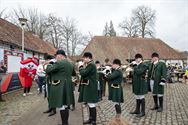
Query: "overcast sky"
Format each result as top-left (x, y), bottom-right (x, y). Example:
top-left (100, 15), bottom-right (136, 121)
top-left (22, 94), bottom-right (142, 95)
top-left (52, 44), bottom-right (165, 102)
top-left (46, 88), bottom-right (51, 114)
top-left (0, 0), bottom-right (188, 51)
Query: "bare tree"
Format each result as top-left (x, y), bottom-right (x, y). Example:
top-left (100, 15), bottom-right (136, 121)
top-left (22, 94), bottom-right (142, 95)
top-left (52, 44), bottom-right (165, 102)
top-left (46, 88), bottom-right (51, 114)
top-left (119, 17), bottom-right (139, 37)
top-left (0, 8), bottom-right (9, 19)
top-left (8, 7), bottom-right (89, 55)
top-left (10, 7), bottom-right (49, 39)
top-left (59, 17), bottom-right (77, 56)
top-left (132, 5), bottom-right (156, 38)
top-left (44, 14), bottom-right (62, 49)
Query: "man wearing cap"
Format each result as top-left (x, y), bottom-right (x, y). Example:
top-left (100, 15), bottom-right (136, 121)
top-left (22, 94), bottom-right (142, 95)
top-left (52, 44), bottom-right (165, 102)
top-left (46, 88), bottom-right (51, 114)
top-left (78, 52), bottom-right (98, 125)
top-left (107, 59), bottom-right (124, 118)
top-left (130, 54), bottom-right (148, 117)
top-left (44, 50), bottom-right (74, 125)
top-left (148, 52), bottom-right (167, 112)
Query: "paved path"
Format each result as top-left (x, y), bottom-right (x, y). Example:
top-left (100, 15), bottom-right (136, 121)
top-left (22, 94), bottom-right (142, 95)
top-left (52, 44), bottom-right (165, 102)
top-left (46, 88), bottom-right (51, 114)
top-left (1, 83), bottom-right (188, 125)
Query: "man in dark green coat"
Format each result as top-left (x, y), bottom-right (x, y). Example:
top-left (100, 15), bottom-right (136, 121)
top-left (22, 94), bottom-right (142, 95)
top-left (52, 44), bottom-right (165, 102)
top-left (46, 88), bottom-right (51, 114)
top-left (78, 52), bottom-right (98, 125)
top-left (130, 54), bottom-right (148, 117)
top-left (148, 52), bottom-right (167, 112)
top-left (43, 55), bottom-right (56, 117)
top-left (107, 59), bottom-right (124, 117)
top-left (44, 50), bottom-right (74, 125)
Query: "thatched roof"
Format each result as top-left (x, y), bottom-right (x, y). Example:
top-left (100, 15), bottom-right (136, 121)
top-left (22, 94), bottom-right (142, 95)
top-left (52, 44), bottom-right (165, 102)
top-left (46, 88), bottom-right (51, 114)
top-left (68, 55), bottom-right (81, 62)
top-left (181, 51), bottom-right (188, 59)
top-left (0, 18), bottom-right (56, 55)
top-left (82, 36), bottom-right (185, 64)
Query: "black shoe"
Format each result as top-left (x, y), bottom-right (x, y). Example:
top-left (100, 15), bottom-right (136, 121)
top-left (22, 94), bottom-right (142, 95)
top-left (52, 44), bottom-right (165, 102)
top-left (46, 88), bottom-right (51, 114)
top-left (136, 99), bottom-right (145, 117)
top-left (136, 112), bottom-right (145, 117)
top-left (0, 99), bottom-right (6, 102)
top-left (130, 99), bottom-right (140, 114)
top-left (48, 109), bottom-right (56, 117)
top-left (157, 107), bottom-right (163, 112)
top-left (90, 107), bottom-right (97, 125)
top-left (115, 104), bottom-right (122, 114)
top-left (83, 120), bottom-right (92, 124)
top-left (71, 104), bottom-right (75, 111)
top-left (157, 97), bottom-right (163, 112)
top-left (59, 109), bottom-right (69, 125)
top-left (43, 108), bottom-right (52, 113)
top-left (150, 96), bottom-right (159, 110)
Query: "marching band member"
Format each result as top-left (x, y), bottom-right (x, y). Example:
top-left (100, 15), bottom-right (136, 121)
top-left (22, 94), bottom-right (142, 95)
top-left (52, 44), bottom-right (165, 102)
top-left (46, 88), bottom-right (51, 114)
top-left (107, 59), bottom-right (124, 118)
top-left (148, 52), bottom-right (167, 112)
top-left (130, 54), bottom-right (148, 117)
top-left (44, 50), bottom-right (74, 125)
top-left (78, 52), bottom-right (98, 125)
top-left (95, 60), bottom-right (104, 101)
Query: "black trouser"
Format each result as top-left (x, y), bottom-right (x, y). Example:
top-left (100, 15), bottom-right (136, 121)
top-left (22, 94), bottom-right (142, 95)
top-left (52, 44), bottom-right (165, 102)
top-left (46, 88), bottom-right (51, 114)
top-left (38, 76), bottom-right (45, 93)
top-left (24, 87), bottom-right (31, 93)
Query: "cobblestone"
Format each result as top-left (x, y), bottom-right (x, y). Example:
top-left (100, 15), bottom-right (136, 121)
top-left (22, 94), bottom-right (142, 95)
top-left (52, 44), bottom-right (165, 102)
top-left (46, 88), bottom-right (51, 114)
top-left (83, 83), bottom-right (188, 125)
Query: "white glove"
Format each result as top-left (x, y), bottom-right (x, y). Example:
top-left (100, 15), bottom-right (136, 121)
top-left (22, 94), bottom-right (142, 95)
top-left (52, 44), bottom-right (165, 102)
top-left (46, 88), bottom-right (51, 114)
top-left (160, 82), bottom-right (165, 86)
top-left (78, 61), bottom-right (84, 69)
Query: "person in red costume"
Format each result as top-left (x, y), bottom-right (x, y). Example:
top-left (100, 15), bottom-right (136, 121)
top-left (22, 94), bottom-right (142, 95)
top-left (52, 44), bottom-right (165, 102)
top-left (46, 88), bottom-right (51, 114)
top-left (20, 58), bottom-right (38, 96)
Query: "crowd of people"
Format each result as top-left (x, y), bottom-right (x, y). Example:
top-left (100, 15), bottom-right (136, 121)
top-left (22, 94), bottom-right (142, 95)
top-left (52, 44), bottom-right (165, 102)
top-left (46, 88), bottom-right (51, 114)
top-left (166, 63), bottom-right (188, 83)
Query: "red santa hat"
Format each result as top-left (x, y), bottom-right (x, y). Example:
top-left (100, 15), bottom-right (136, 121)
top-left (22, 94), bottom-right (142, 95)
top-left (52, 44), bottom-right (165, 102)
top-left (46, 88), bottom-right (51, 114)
top-left (20, 58), bottom-right (39, 66)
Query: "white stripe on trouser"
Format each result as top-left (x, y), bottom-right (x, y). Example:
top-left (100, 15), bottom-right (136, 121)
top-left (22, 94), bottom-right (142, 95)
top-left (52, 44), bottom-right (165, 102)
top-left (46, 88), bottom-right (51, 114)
top-left (150, 80), bottom-right (154, 92)
top-left (60, 105), bottom-right (68, 110)
top-left (135, 95), bottom-right (145, 99)
top-left (88, 103), bottom-right (96, 108)
top-left (150, 80), bottom-right (164, 97)
top-left (113, 102), bottom-right (120, 106)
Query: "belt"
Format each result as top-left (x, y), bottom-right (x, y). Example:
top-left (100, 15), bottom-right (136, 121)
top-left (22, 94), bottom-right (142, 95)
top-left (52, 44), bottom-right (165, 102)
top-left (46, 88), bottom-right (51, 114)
top-left (81, 82), bottom-right (89, 85)
top-left (51, 80), bottom-right (61, 85)
top-left (111, 83), bottom-right (120, 89)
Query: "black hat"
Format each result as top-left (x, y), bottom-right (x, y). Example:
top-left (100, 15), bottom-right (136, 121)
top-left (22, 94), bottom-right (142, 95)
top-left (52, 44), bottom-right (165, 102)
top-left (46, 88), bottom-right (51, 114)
top-left (46, 55), bottom-right (54, 60)
top-left (44, 53), bottom-right (54, 60)
top-left (151, 52), bottom-right (159, 58)
top-left (135, 53), bottom-right (143, 59)
top-left (83, 52), bottom-right (92, 59)
top-left (95, 60), bottom-right (100, 64)
top-left (55, 50), bottom-right (66, 56)
top-left (113, 59), bottom-right (121, 65)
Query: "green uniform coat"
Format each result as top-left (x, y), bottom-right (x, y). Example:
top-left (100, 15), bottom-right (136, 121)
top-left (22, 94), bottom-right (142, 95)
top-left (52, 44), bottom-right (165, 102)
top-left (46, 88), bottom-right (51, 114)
top-left (132, 63), bottom-right (148, 95)
top-left (78, 61), bottom-right (98, 103)
top-left (148, 61), bottom-right (167, 94)
top-left (107, 67), bottom-right (124, 103)
top-left (45, 59), bottom-right (74, 108)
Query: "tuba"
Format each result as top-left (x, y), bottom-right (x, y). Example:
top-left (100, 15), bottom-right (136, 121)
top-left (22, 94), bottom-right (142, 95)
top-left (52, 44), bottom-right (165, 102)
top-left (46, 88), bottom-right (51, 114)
top-left (98, 65), bottom-right (112, 77)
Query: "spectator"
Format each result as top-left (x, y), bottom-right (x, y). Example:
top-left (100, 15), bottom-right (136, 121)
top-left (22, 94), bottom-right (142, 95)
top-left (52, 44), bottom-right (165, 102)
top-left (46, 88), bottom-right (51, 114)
top-left (36, 60), bottom-right (46, 94)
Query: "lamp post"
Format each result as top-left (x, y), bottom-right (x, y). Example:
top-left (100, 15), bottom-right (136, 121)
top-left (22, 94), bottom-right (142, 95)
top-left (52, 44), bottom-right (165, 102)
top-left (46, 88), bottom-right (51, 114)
top-left (18, 18), bottom-right (27, 52)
